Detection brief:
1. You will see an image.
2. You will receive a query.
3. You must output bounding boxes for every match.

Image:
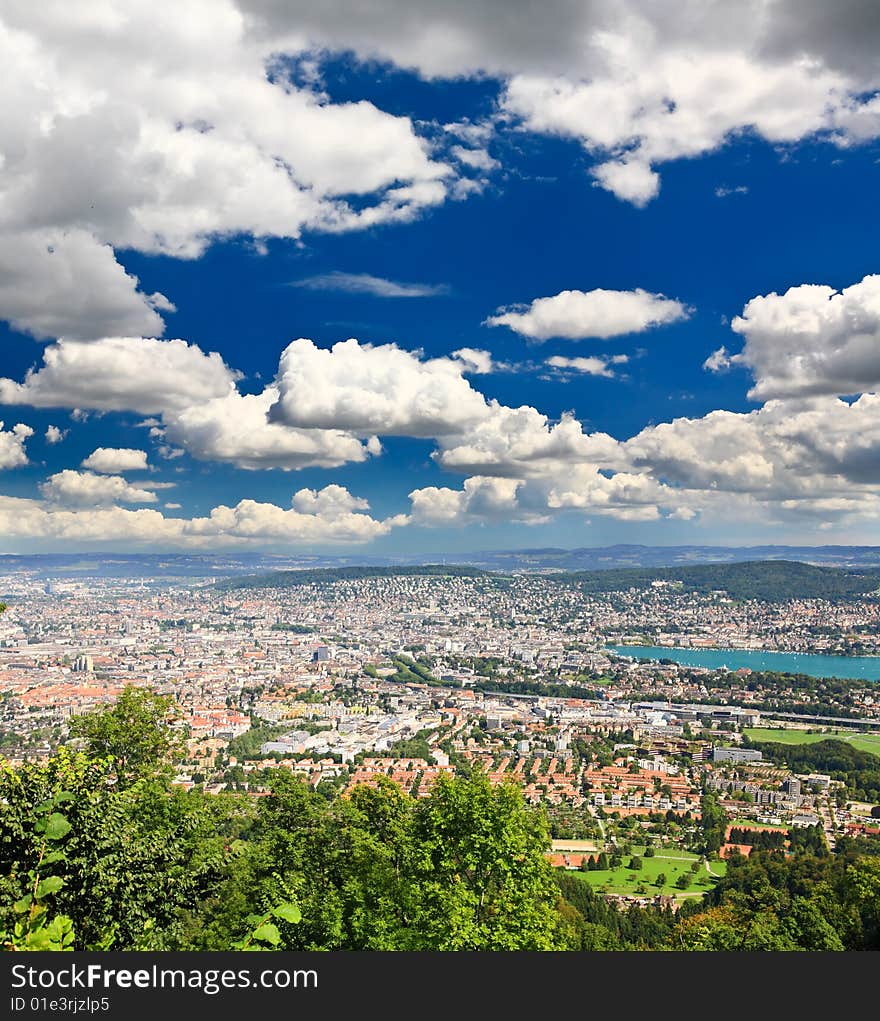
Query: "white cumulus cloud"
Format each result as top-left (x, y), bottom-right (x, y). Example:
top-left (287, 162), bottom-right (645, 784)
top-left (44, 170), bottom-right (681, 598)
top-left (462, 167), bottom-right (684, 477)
top-left (731, 274), bottom-right (880, 399)
top-left (290, 484), bottom-right (370, 516)
top-left (434, 404), bottom-right (621, 478)
top-left (45, 425), bottom-right (68, 445)
top-left (81, 447), bottom-right (149, 474)
top-left (270, 338), bottom-right (492, 438)
top-left (449, 348), bottom-right (496, 374)
top-left (0, 337), bottom-right (239, 415)
top-left (545, 354), bottom-right (627, 378)
top-left (703, 347), bottom-right (733, 373)
top-left (408, 476), bottom-right (541, 526)
top-left (0, 230), bottom-right (174, 342)
top-left (0, 0), bottom-right (453, 342)
top-left (40, 470), bottom-right (160, 507)
top-left (0, 484), bottom-right (398, 549)
top-left (486, 288), bottom-right (689, 340)
top-left (240, 1), bottom-right (880, 204)
top-left (0, 422), bottom-right (33, 470)
top-left (163, 386), bottom-right (380, 471)
top-left (501, 21), bottom-right (880, 204)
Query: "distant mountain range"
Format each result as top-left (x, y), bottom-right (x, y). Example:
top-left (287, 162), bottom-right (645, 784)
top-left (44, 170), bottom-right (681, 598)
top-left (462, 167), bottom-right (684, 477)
top-left (3, 545), bottom-right (880, 580)
top-left (405, 545), bottom-right (880, 572)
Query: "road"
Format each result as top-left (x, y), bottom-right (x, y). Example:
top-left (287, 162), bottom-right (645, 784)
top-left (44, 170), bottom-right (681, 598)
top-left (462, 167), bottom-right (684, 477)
top-left (818, 796), bottom-right (837, 849)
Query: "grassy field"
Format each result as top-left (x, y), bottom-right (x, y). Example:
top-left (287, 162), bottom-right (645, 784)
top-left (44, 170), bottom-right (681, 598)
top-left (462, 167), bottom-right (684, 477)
top-left (729, 818), bottom-right (788, 831)
top-left (744, 727), bottom-right (880, 756)
top-left (567, 851), bottom-right (726, 899)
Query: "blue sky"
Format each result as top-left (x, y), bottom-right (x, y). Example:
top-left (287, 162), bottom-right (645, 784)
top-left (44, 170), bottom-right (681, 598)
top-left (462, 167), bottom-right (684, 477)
top-left (1, 2), bottom-right (880, 552)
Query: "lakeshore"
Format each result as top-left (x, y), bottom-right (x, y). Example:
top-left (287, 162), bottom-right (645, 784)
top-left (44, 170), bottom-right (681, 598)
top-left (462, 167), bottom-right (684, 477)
top-left (608, 645), bottom-right (880, 681)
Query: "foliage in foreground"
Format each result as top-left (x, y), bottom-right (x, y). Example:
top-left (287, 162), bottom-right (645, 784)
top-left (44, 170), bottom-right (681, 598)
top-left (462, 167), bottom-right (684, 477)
top-left (0, 751), bottom-right (562, 951)
top-left (1, 690), bottom-right (878, 951)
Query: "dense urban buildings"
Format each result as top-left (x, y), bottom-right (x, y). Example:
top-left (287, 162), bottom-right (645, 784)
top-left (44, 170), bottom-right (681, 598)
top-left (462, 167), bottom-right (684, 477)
top-left (3, 562), bottom-right (879, 914)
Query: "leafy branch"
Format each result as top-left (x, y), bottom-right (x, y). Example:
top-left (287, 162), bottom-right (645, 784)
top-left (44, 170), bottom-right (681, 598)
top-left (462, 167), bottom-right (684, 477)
top-left (231, 897), bottom-right (301, 951)
top-left (2, 790), bottom-right (75, 951)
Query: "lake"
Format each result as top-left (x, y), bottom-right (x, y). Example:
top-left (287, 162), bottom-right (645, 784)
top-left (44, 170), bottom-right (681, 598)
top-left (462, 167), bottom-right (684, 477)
top-left (607, 644), bottom-right (880, 681)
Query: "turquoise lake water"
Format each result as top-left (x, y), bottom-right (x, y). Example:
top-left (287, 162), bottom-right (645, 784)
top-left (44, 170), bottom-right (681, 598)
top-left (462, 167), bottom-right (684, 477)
top-left (607, 645), bottom-right (880, 681)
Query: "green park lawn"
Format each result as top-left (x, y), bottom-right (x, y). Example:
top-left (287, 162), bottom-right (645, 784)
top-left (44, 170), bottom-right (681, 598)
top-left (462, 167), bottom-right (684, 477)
top-left (744, 727), bottom-right (880, 756)
top-left (567, 851), bottom-right (726, 899)
top-left (729, 817), bottom-right (788, 831)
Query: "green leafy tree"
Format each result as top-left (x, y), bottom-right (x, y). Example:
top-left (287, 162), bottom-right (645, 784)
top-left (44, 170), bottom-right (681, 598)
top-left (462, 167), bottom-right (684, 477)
top-left (0, 749), bottom-right (231, 950)
top-left (846, 857), bottom-right (880, 947)
top-left (0, 783), bottom-right (74, 951)
top-left (676, 907), bottom-right (744, 950)
top-left (406, 771), bottom-right (563, 950)
top-left (67, 687), bottom-right (184, 785)
top-left (699, 793), bottom-right (727, 855)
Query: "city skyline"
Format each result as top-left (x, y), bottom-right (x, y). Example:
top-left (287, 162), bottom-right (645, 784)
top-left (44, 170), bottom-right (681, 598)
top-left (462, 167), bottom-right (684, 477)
top-left (1, 3), bottom-right (880, 552)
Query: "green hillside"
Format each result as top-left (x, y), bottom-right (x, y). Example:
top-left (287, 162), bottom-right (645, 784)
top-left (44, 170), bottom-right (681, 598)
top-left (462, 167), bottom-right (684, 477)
top-left (218, 559), bottom-right (880, 602)
top-left (552, 560), bottom-right (880, 601)
top-left (219, 564), bottom-right (494, 590)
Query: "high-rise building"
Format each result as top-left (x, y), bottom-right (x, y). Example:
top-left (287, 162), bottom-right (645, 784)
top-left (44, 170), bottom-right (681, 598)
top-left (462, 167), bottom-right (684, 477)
top-left (782, 777), bottom-right (802, 798)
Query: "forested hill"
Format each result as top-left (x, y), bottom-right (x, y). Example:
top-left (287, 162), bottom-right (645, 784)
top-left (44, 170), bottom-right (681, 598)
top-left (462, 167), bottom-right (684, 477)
top-left (551, 560), bottom-right (880, 601)
top-left (218, 564), bottom-right (493, 590)
top-left (218, 560), bottom-right (880, 601)
top-left (747, 738), bottom-right (880, 802)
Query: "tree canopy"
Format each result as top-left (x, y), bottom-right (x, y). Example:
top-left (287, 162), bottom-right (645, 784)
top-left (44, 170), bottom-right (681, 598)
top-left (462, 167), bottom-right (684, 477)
top-left (67, 686), bottom-right (184, 786)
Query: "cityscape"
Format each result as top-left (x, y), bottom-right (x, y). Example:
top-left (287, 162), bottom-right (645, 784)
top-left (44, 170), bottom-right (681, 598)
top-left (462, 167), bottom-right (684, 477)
top-left (3, 556), bottom-right (879, 928)
top-left (2, 0), bottom-right (880, 962)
